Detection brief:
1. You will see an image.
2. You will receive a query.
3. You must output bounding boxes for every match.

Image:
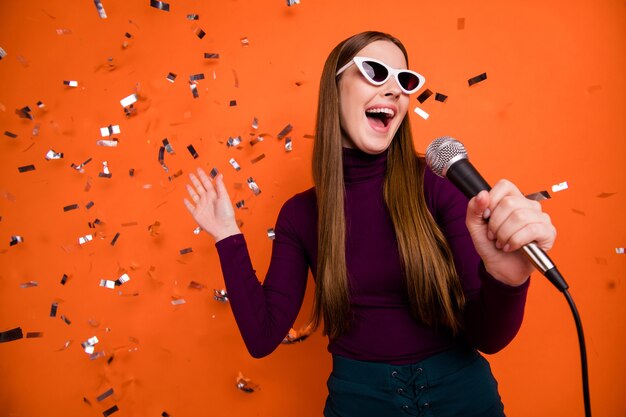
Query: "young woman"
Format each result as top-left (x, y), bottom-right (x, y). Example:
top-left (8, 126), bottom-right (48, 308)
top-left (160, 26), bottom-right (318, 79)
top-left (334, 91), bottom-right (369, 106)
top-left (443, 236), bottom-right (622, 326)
top-left (184, 31), bottom-right (556, 417)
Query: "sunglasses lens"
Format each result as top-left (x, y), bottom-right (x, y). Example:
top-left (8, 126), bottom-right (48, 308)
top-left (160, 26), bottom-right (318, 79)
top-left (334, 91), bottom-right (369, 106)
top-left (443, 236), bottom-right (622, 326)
top-left (362, 60), bottom-right (389, 83)
top-left (398, 72), bottom-right (420, 92)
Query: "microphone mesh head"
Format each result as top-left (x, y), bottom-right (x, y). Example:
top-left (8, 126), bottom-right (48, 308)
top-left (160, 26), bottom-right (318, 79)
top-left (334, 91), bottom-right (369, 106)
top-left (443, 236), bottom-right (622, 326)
top-left (425, 136), bottom-right (468, 177)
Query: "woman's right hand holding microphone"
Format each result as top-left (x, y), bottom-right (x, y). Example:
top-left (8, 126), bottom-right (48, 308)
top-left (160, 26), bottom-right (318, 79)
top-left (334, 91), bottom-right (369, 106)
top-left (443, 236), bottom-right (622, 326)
top-left (183, 168), bottom-right (241, 242)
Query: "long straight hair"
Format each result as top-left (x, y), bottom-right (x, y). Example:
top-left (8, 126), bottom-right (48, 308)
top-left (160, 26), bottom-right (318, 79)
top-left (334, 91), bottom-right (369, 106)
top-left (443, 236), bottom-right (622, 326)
top-left (311, 31), bottom-right (465, 340)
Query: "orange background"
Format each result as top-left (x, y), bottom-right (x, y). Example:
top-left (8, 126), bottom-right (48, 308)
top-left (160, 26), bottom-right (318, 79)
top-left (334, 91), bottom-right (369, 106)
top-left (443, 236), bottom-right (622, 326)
top-left (1, 1), bottom-right (625, 416)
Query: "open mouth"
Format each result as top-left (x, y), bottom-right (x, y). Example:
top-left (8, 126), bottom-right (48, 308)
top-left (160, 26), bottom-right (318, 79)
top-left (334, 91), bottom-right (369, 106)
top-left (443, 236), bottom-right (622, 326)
top-left (365, 107), bottom-right (395, 129)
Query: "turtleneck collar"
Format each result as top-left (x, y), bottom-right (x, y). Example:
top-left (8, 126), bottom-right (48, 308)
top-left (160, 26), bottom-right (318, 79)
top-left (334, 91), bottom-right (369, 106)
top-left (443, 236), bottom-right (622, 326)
top-left (342, 146), bottom-right (388, 183)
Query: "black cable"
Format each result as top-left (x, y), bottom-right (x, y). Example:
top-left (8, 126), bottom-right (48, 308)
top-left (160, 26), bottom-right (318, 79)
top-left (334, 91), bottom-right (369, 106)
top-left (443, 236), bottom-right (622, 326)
top-left (563, 289), bottom-right (592, 417)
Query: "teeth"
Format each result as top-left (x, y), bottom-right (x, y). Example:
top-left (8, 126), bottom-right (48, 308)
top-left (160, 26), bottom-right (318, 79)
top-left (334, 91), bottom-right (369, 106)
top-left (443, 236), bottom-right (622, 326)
top-left (366, 108), bottom-right (395, 117)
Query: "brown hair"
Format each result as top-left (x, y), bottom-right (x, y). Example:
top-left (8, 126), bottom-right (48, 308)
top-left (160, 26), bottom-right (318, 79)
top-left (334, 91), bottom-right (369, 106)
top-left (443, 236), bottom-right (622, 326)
top-left (311, 31), bottom-right (465, 339)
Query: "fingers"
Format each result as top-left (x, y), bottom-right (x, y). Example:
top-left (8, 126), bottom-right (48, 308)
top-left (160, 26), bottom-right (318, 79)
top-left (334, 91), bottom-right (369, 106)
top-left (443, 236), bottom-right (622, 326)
top-left (484, 180), bottom-right (555, 252)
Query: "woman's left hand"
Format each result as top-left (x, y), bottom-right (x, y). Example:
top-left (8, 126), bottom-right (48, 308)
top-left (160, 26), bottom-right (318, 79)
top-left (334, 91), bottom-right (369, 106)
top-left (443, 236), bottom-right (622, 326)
top-left (466, 180), bottom-right (557, 286)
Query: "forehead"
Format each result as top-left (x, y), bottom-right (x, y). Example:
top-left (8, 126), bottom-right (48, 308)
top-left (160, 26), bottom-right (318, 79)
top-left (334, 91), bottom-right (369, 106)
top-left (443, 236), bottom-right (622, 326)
top-left (355, 40), bottom-right (407, 69)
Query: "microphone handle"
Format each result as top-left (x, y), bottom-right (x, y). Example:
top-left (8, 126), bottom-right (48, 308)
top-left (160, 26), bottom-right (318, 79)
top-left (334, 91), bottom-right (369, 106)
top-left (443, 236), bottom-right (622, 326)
top-left (445, 159), bottom-right (569, 292)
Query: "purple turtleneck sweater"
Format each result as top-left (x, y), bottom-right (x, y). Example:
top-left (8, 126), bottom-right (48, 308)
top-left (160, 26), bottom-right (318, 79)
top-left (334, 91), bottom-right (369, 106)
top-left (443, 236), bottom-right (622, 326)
top-left (215, 147), bottom-right (529, 365)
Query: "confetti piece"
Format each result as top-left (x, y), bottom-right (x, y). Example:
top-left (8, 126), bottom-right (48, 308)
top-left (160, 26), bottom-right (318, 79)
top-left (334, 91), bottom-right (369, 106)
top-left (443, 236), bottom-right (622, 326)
top-left (63, 204), bottom-right (79, 212)
top-left (232, 69), bottom-right (239, 88)
top-left (93, 0), bottom-right (107, 18)
top-left (187, 144), bottom-right (199, 159)
top-left (166, 72), bottom-right (177, 82)
top-left (193, 226), bottom-right (201, 235)
top-left (110, 232), bottom-right (120, 246)
top-left (457, 17), bottom-right (465, 30)
top-left (16, 106), bottom-right (33, 119)
top-left (251, 154), bottom-right (265, 164)
top-left (148, 221), bottom-right (161, 237)
top-left (20, 281), bottom-right (38, 288)
top-left (100, 125), bottom-right (121, 137)
top-left (251, 117), bottom-right (259, 130)
top-left (190, 73), bottom-right (205, 81)
top-left (250, 136), bottom-right (264, 146)
top-left (189, 281), bottom-right (205, 290)
top-left (100, 280), bottom-right (116, 289)
top-left (18, 165), bottom-right (36, 173)
top-left (82, 336), bottom-right (99, 354)
top-left (150, 0), bottom-right (170, 11)
top-left (229, 100), bottom-right (237, 106)
top-left (60, 315), bottom-right (71, 325)
top-left (285, 137), bottom-right (293, 152)
top-left (204, 53), bottom-right (219, 59)
top-left (187, 14), bottom-right (199, 20)
top-left (32, 124), bottom-right (40, 136)
top-left (189, 82), bottom-right (199, 98)
top-left (171, 297), bottom-right (186, 305)
top-left (71, 157), bottom-right (92, 172)
top-left (5, 131), bottom-right (18, 138)
top-left (50, 303), bottom-right (58, 317)
top-left (597, 192), bottom-right (616, 198)
top-left (61, 274), bottom-right (69, 285)
top-left (435, 93), bottom-right (448, 102)
top-left (240, 37), bottom-right (249, 46)
top-left (525, 190), bottom-right (551, 201)
top-left (0, 47), bottom-right (7, 59)
top-left (97, 139), bottom-right (119, 147)
top-left (120, 93), bottom-right (138, 108)
top-left (99, 161), bottom-right (112, 178)
top-left (117, 273), bottom-right (130, 285)
top-left (413, 107), bottom-right (429, 120)
top-left (417, 89), bottom-right (433, 104)
top-left (193, 27), bottom-right (206, 39)
top-left (26, 332), bottom-right (43, 338)
top-left (86, 201), bottom-right (95, 209)
top-left (97, 388), bottom-right (114, 402)
top-left (10, 235), bottom-right (24, 246)
top-left (236, 371), bottom-right (258, 393)
top-left (103, 405), bottom-right (119, 417)
top-left (158, 146), bottom-right (169, 172)
top-left (286, 0), bottom-right (300, 5)
top-left (63, 80), bottom-right (78, 87)
top-left (227, 136), bottom-right (242, 147)
top-left (0, 328), bottom-right (23, 343)
top-left (45, 149), bottom-right (63, 160)
top-left (79, 234), bottom-right (93, 244)
top-left (235, 200), bottom-right (246, 209)
top-left (267, 228), bottom-right (275, 240)
top-left (277, 124), bottom-right (293, 139)
top-left (213, 289), bottom-right (228, 302)
top-left (616, 248), bottom-right (625, 254)
top-left (210, 168), bottom-right (219, 178)
top-left (468, 72), bottom-right (488, 86)
top-left (552, 181), bottom-right (569, 192)
top-left (179, 247), bottom-right (193, 255)
top-left (247, 177), bottom-right (261, 195)
top-left (229, 158), bottom-right (241, 171)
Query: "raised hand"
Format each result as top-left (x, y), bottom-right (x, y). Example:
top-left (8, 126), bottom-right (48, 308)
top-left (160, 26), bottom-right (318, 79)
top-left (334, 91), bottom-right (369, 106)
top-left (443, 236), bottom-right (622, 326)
top-left (466, 180), bottom-right (557, 286)
top-left (183, 168), bottom-right (241, 242)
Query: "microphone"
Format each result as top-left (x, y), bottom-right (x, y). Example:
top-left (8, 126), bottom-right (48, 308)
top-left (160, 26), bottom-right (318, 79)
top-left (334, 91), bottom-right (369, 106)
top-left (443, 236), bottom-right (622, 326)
top-left (425, 136), bottom-right (568, 292)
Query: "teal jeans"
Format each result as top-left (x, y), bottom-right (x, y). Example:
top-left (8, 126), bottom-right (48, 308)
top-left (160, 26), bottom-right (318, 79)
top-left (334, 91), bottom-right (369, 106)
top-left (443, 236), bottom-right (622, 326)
top-left (324, 345), bottom-right (505, 417)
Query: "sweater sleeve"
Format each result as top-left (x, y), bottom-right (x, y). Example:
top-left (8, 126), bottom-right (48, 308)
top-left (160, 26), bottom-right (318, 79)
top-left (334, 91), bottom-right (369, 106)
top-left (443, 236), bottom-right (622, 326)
top-left (424, 169), bottom-right (530, 354)
top-left (215, 196), bottom-right (310, 358)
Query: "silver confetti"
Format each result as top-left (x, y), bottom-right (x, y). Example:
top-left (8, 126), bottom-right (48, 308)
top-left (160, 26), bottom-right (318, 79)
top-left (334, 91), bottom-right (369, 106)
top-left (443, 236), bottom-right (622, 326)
top-left (10, 235), bottom-right (24, 246)
top-left (166, 72), bottom-right (177, 82)
top-left (63, 80), bottom-right (78, 87)
top-left (616, 248), bottom-right (625, 254)
top-left (213, 289), bottom-right (228, 302)
top-left (229, 158), bottom-right (241, 171)
top-left (227, 136), bottom-right (242, 147)
top-left (413, 106), bottom-right (429, 120)
top-left (0, 47), bottom-right (7, 59)
top-left (251, 117), bottom-right (259, 130)
top-left (100, 279), bottom-right (116, 289)
top-left (277, 124), bottom-right (293, 139)
top-left (79, 234), bottom-right (93, 244)
top-left (193, 226), bottom-right (201, 235)
top-left (20, 281), bottom-right (39, 288)
top-left (525, 190), bottom-right (551, 201)
top-left (45, 149), bottom-right (64, 160)
top-left (96, 139), bottom-right (119, 147)
top-left (551, 181), bottom-right (569, 192)
top-left (285, 137), bottom-right (292, 152)
top-left (100, 125), bottom-right (121, 137)
top-left (247, 177), bottom-right (261, 196)
top-left (120, 93), bottom-right (138, 108)
top-left (93, 0), bottom-right (108, 18)
top-left (286, 0), bottom-right (300, 5)
top-left (267, 228), bottom-right (275, 240)
top-left (171, 297), bottom-right (186, 305)
top-left (82, 336), bottom-right (99, 354)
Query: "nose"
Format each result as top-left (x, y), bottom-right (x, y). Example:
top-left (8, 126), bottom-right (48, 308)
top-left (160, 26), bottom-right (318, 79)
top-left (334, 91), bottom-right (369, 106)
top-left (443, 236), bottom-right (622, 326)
top-left (381, 76), bottom-right (402, 98)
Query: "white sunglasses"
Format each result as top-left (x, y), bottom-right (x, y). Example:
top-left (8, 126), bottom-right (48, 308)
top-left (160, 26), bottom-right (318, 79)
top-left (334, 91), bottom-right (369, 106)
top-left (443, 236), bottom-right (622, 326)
top-left (335, 56), bottom-right (425, 94)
